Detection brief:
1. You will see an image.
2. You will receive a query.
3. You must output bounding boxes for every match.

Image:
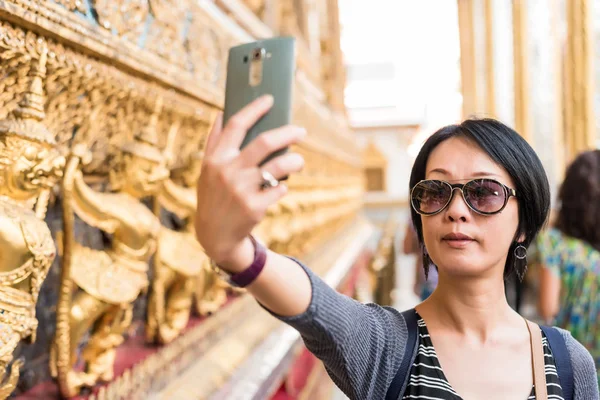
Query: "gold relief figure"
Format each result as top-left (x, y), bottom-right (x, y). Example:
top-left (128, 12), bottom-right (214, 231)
top-left (194, 261), bottom-right (230, 316)
top-left (269, 194), bottom-right (298, 254)
top-left (147, 146), bottom-right (228, 344)
top-left (146, 0), bottom-right (188, 65)
top-left (254, 203), bottom-right (280, 248)
top-left (54, 0), bottom-right (87, 13)
top-left (51, 99), bottom-right (169, 398)
top-left (0, 47), bottom-right (65, 399)
top-left (282, 186), bottom-right (315, 256)
top-left (185, 16), bottom-right (224, 87)
top-left (91, 0), bottom-right (150, 41)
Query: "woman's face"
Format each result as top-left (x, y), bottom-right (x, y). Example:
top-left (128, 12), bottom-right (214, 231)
top-left (421, 136), bottom-right (521, 279)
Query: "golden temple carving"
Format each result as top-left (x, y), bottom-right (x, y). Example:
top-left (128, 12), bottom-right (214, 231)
top-left (54, 0), bottom-right (86, 13)
top-left (147, 121), bottom-right (229, 345)
top-left (0, 43), bottom-right (64, 399)
top-left (51, 98), bottom-right (168, 397)
top-left (0, 0), bottom-right (362, 397)
top-left (369, 220), bottom-right (398, 307)
top-left (91, 0), bottom-right (149, 40)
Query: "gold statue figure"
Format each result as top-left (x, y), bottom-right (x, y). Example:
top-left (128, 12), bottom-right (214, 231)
top-left (147, 139), bottom-right (228, 345)
top-left (51, 99), bottom-right (169, 397)
top-left (0, 47), bottom-right (65, 399)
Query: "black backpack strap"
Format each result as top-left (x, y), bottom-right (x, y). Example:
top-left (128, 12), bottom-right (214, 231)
top-left (385, 308), bottom-right (418, 400)
top-left (540, 326), bottom-right (574, 400)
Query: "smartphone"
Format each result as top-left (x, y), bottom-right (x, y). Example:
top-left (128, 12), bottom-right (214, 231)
top-left (223, 36), bottom-right (296, 166)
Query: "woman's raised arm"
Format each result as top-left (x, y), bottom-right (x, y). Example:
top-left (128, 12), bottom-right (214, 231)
top-left (193, 97), bottom-right (409, 400)
top-left (194, 95), bottom-right (311, 316)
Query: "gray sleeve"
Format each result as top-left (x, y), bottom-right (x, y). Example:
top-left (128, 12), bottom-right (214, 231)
top-left (264, 258), bottom-right (408, 400)
top-left (557, 328), bottom-right (599, 400)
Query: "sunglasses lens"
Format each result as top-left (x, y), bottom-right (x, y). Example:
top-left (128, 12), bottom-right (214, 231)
top-left (463, 179), bottom-right (506, 213)
top-left (412, 180), bottom-right (451, 214)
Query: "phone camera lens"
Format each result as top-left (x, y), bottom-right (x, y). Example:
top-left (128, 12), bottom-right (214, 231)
top-left (253, 49), bottom-right (263, 60)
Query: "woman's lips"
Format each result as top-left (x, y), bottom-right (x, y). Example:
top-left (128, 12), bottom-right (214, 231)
top-left (443, 239), bottom-right (474, 248)
top-left (442, 232), bottom-right (475, 248)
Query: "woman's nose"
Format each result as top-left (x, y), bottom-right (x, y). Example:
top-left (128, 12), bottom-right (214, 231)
top-left (445, 188), bottom-right (470, 222)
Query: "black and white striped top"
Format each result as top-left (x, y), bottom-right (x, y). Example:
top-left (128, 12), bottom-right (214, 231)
top-left (403, 315), bottom-right (565, 400)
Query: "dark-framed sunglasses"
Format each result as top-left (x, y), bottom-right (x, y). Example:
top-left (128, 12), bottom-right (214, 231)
top-left (410, 178), bottom-right (517, 216)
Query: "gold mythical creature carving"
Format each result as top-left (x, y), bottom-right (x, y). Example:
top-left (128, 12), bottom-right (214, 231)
top-left (51, 99), bottom-right (169, 397)
top-left (147, 140), bottom-right (228, 344)
top-left (0, 48), bottom-right (65, 399)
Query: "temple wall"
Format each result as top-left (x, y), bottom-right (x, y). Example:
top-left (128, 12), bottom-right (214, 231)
top-left (0, 1), bottom-right (368, 398)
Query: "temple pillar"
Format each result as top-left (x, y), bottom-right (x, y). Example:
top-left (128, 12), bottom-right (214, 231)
top-left (526, 0), bottom-right (566, 196)
top-left (512, 0), bottom-right (533, 143)
top-left (457, 0), bottom-right (496, 118)
top-left (490, 0), bottom-right (515, 126)
top-left (564, 0), bottom-right (596, 161)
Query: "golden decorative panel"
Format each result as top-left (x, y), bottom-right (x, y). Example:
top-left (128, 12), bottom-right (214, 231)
top-left (0, 43), bottom-right (64, 398)
top-left (0, 0), bottom-right (362, 398)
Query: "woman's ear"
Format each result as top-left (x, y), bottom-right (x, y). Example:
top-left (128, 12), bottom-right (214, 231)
top-left (517, 232), bottom-right (526, 243)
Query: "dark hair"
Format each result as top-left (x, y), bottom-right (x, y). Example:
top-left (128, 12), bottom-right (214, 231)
top-left (409, 118), bottom-right (551, 279)
top-left (555, 150), bottom-right (600, 252)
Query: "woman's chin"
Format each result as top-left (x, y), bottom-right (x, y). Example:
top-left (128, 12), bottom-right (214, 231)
top-left (440, 267), bottom-right (485, 278)
top-left (433, 255), bottom-right (488, 277)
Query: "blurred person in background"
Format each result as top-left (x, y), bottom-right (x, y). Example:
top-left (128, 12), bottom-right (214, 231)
top-left (536, 149), bottom-right (600, 385)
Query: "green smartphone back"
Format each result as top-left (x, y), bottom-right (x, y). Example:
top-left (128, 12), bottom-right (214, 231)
top-left (223, 36), bottom-right (296, 164)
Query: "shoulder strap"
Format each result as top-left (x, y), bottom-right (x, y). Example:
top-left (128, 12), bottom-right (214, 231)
top-left (525, 319), bottom-right (548, 400)
top-left (385, 308), bottom-right (418, 400)
top-left (540, 326), bottom-right (574, 400)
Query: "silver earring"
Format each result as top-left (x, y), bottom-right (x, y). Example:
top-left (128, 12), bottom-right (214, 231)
top-left (514, 244), bottom-right (527, 282)
top-left (514, 244), bottom-right (527, 260)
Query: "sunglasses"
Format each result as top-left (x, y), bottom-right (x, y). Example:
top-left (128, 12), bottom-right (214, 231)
top-left (411, 178), bottom-right (517, 216)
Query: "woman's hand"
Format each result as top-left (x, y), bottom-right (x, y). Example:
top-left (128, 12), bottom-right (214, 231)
top-left (195, 95), bottom-right (306, 270)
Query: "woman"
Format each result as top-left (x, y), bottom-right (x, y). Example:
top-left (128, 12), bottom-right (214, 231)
top-left (536, 150), bottom-right (600, 386)
top-left (195, 96), bottom-right (598, 399)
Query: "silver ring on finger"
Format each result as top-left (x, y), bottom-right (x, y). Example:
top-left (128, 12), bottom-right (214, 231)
top-left (260, 169), bottom-right (280, 190)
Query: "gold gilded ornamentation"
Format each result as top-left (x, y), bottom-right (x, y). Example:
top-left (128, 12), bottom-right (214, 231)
top-left (89, 295), bottom-right (253, 399)
top-left (54, 0), bottom-right (86, 13)
top-left (0, 44), bottom-right (64, 399)
top-left (0, 2), bottom-right (364, 397)
top-left (51, 99), bottom-right (169, 397)
top-left (146, 0), bottom-right (188, 65)
top-left (185, 13), bottom-right (225, 86)
top-left (147, 124), bottom-right (228, 344)
top-left (91, 0), bottom-right (150, 41)
top-left (369, 219), bottom-right (397, 306)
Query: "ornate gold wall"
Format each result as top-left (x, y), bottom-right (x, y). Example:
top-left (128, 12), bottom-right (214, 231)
top-left (0, 0), bottom-right (365, 398)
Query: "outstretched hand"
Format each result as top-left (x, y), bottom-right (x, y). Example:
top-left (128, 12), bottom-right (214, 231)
top-left (195, 95), bottom-right (306, 269)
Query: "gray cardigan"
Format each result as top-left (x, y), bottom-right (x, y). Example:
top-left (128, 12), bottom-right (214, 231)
top-left (271, 260), bottom-right (600, 400)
